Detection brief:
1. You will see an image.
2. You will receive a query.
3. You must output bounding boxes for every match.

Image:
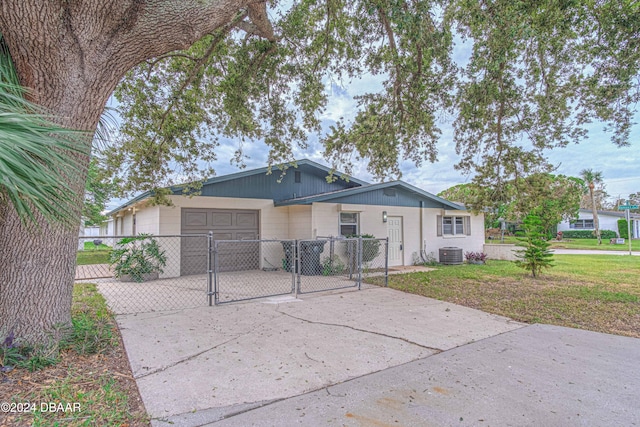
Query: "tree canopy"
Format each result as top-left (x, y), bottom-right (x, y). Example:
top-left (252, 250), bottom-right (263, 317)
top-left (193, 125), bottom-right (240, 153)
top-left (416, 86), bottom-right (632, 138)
top-left (106, 0), bottom-right (640, 200)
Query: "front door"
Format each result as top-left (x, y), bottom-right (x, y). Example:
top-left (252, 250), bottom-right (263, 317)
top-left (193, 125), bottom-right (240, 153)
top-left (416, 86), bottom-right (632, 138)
top-left (387, 216), bottom-right (403, 266)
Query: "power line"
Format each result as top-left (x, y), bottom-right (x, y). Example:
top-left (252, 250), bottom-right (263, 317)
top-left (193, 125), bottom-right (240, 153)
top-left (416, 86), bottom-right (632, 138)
top-left (606, 177), bottom-right (640, 183)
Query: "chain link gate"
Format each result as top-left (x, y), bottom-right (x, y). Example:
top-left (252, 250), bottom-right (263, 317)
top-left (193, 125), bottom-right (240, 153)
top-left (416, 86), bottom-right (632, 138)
top-left (295, 237), bottom-right (389, 294)
top-left (212, 239), bottom-right (297, 304)
top-left (212, 236), bottom-right (388, 304)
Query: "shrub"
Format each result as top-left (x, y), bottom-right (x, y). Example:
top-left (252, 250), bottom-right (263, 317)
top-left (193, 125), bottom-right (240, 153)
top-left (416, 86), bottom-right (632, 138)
top-left (108, 234), bottom-right (167, 282)
top-left (618, 219), bottom-right (630, 239)
top-left (347, 234), bottom-right (381, 262)
top-left (412, 251), bottom-right (438, 266)
top-left (560, 230), bottom-right (617, 239)
top-left (464, 251), bottom-right (487, 263)
top-left (321, 255), bottom-right (346, 276)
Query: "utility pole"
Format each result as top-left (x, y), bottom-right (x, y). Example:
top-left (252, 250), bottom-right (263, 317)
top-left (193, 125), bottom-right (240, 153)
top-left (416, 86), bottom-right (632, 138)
top-left (627, 207), bottom-right (632, 256)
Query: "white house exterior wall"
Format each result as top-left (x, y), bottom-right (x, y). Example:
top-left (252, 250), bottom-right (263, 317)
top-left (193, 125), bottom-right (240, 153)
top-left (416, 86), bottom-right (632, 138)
top-left (134, 206), bottom-right (160, 235)
top-left (557, 211), bottom-right (639, 238)
top-left (557, 212), bottom-right (620, 233)
top-left (312, 203), bottom-right (484, 266)
top-left (121, 212), bottom-right (134, 235)
top-left (109, 195), bottom-right (485, 277)
top-left (424, 209), bottom-right (485, 261)
top-left (288, 205), bottom-right (312, 239)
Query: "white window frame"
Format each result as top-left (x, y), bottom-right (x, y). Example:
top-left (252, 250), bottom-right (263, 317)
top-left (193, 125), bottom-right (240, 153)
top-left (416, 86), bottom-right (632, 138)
top-left (438, 215), bottom-right (470, 237)
top-left (570, 219), bottom-right (594, 229)
top-left (339, 212), bottom-right (359, 236)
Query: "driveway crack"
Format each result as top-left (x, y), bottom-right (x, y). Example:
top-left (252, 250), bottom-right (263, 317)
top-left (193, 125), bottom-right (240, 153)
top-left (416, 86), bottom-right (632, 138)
top-left (135, 316), bottom-right (277, 379)
top-left (135, 335), bottom-right (241, 379)
top-left (275, 306), bottom-right (442, 353)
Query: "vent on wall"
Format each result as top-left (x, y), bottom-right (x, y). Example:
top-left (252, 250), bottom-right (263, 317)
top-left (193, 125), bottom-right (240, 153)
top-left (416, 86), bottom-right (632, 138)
top-left (294, 171), bottom-right (301, 183)
top-left (383, 188), bottom-right (396, 197)
top-left (439, 247), bottom-right (463, 264)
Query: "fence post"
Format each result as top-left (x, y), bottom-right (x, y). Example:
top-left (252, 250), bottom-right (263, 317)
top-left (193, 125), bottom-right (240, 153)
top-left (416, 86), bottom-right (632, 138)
top-left (384, 237), bottom-right (389, 287)
top-left (357, 236), bottom-right (363, 290)
top-left (295, 240), bottom-right (302, 297)
top-left (213, 239), bottom-right (219, 305)
top-left (207, 231), bottom-right (213, 306)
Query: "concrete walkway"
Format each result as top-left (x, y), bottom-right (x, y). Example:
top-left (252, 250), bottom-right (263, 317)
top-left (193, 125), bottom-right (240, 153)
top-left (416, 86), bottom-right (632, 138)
top-left (115, 286), bottom-right (640, 427)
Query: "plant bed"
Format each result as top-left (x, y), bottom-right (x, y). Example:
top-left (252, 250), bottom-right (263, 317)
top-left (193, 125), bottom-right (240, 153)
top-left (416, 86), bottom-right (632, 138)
top-left (465, 251), bottom-right (487, 265)
top-left (0, 283), bottom-right (149, 426)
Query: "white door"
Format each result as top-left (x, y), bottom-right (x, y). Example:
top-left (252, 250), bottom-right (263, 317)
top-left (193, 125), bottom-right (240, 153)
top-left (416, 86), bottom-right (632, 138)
top-left (387, 216), bottom-right (403, 266)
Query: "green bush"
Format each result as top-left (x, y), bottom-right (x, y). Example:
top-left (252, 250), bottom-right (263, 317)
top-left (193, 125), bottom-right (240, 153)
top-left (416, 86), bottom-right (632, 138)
top-left (347, 234), bottom-right (381, 262)
top-left (618, 219), bottom-right (631, 239)
top-left (321, 255), bottom-right (346, 276)
top-left (108, 234), bottom-right (167, 282)
top-left (561, 230), bottom-right (617, 239)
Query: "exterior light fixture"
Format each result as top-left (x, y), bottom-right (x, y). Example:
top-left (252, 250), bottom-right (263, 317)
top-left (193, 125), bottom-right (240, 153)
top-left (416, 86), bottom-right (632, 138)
top-left (382, 211), bottom-right (388, 223)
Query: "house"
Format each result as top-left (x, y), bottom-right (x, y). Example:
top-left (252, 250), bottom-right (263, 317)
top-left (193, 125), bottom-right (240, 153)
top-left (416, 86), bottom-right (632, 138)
top-left (557, 208), bottom-right (640, 239)
top-left (105, 159), bottom-right (484, 277)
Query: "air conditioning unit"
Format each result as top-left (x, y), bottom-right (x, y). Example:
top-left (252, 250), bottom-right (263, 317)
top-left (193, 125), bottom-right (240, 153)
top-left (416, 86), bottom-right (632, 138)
top-left (439, 247), bottom-right (463, 265)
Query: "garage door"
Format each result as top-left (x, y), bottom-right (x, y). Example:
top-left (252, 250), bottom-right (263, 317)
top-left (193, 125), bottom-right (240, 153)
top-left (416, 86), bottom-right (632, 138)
top-left (181, 208), bottom-right (259, 275)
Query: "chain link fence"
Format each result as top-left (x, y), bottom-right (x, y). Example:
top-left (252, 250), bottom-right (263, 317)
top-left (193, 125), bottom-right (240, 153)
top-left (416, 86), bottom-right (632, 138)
top-left (76, 234), bottom-right (388, 312)
top-left (77, 235), bottom-right (209, 314)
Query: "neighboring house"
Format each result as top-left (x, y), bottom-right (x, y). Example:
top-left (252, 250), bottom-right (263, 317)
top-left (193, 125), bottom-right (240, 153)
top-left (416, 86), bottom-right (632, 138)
top-left (105, 159), bottom-right (484, 277)
top-left (557, 208), bottom-right (640, 239)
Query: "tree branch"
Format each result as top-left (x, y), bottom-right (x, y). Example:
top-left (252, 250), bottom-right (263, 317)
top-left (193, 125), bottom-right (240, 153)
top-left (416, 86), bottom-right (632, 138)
top-left (246, 1), bottom-right (276, 41)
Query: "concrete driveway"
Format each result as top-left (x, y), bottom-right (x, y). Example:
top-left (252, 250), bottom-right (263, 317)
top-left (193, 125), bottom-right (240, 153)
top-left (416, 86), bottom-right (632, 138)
top-left (115, 286), bottom-right (640, 426)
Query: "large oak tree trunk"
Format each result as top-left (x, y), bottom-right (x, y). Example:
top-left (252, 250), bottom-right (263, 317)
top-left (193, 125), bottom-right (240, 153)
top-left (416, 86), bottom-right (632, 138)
top-left (0, 0), bottom-right (269, 345)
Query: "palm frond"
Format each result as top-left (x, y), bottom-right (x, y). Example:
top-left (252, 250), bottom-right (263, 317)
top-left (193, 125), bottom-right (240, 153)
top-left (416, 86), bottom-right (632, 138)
top-left (0, 34), bottom-right (88, 228)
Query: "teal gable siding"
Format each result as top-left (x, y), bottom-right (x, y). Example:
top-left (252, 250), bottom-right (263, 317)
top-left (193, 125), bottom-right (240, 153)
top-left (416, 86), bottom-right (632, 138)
top-left (105, 159), bottom-right (464, 216)
top-left (174, 168), bottom-right (360, 201)
top-left (320, 187), bottom-right (460, 209)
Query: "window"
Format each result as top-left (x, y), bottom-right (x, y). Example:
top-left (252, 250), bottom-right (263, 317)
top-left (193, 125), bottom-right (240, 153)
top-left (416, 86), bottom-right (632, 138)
top-left (437, 215), bottom-right (470, 236)
top-left (339, 212), bottom-right (359, 236)
top-left (570, 219), bottom-right (594, 229)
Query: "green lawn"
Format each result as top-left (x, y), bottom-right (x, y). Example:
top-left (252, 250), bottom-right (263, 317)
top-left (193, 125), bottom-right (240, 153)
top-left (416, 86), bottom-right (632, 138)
top-left (76, 249), bottom-right (111, 265)
top-left (82, 241), bottom-right (111, 250)
top-left (371, 255), bottom-right (640, 338)
top-left (488, 236), bottom-right (640, 251)
top-left (549, 238), bottom-right (640, 251)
